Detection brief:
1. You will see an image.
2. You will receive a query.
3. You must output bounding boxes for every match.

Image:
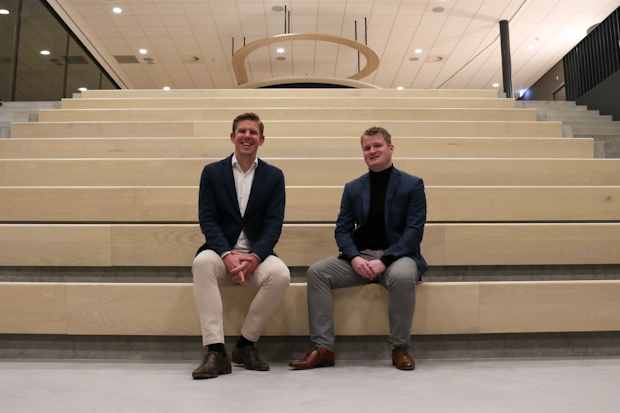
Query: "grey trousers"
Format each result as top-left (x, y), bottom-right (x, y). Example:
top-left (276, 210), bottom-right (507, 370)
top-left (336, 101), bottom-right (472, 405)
top-left (307, 254), bottom-right (419, 351)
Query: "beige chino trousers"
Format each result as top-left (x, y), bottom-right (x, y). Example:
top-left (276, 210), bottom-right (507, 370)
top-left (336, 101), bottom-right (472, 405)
top-left (192, 249), bottom-right (290, 345)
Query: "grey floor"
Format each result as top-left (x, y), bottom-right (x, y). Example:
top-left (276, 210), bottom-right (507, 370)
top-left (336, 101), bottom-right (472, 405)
top-left (2, 358), bottom-right (620, 413)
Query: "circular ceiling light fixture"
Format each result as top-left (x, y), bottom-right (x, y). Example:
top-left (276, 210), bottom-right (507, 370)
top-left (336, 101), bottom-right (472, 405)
top-left (492, 83), bottom-right (499, 88)
top-left (276, 47), bottom-right (285, 54)
top-left (426, 55), bottom-right (443, 63)
top-left (112, 7), bottom-right (123, 14)
top-left (415, 48), bottom-right (423, 54)
top-left (396, 86), bottom-right (404, 90)
top-left (40, 50), bottom-right (51, 55)
top-left (138, 48), bottom-right (148, 55)
top-left (0, 9), bottom-right (10, 15)
top-left (432, 6), bottom-right (445, 13)
top-left (162, 86), bottom-right (171, 91)
top-left (78, 87), bottom-right (88, 92)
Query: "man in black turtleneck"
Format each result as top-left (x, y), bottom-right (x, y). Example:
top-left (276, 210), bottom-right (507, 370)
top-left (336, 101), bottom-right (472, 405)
top-left (290, 126), bottom-right (427, 371)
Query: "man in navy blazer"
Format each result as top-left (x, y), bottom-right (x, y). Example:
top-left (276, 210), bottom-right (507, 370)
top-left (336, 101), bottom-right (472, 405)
top-left (192, 113), bottom-right (290, 380)
top-left (290, 126), bottom-right (427, 371)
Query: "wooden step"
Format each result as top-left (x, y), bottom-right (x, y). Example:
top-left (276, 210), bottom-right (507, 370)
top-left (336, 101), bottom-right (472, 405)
top-left (1, 280), bottom-right (619, 335)
top-left (1, 186), bottom-right (618, 222)
top-left (39, 107), bottom-right (536, 122)
top-left (61, 97), bottom-right (516, 110)
top-left (79, 88), bottom-right (500, 99)
top-left (0, 137), bottom-right (593, 158)
top-left (0, 223), bottom-right (618, 266)
top-left (1, 158), bottom-right (618, 186)
top-left (11, 120), bottom-right (561, 138)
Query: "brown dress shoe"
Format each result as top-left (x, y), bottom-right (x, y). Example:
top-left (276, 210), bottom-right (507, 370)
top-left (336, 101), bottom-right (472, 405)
top-left (192, 350), bottom-right (232, 380)
top-left (231, 345), bottom-right (270, 371)
top-left (392, 348), bottom-right (415, 370)
top-left (289, 347), bottom-right (335, 370)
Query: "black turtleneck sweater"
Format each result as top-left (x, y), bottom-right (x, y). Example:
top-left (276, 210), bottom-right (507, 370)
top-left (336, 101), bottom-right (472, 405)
top-left (352, 165), bottom-right (395, 266)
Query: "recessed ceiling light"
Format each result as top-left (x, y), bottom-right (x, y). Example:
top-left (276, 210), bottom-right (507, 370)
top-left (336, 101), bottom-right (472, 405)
top-left (432, 6), bottom-right (445, 13)
top-left (492, 83), bottom-right (499, 88)
top-left (0, 9), bottom-right (10, 15)
top-left (78, 87), bottom-right (88, 92)
top-left (272, 5), bottom-right (284, 12)
top-left (40, 50), bottom-right (51, 56)
top-left (415, 48), bottom-right (423, 54)
top-left (162, 86), bottom-right (171, 91)
top-left (112, 7), bottom-right (123, 14)
top-left (396, 86), bottom-right (404, 90)
top-left (276, 47), bottom-right (285, 54)
top-left (138, 48), bottom-right (148, 55)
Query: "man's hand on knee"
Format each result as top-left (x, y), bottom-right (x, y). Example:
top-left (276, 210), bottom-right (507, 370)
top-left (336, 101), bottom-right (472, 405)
top-left (351, 256), bottom-right (375, 280)
top-left (223, 252), bottom-right (247, 284)
top-left (237, 253), bottom-right (260, 277)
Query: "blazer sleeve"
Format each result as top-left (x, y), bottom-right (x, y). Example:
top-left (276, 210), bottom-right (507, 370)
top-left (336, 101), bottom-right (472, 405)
top-left (335, 183), bottom-right (361, 260)
top-left (198, 166), bottom-right (232, 255)
top-left (251, 168), bottom-right (286, 261)
top-left (383, 178), bottom-right (427, 261)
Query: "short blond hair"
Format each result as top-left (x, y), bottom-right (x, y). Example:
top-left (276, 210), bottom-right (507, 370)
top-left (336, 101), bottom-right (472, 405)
top-left (360, 126), bottom-right (392, 145)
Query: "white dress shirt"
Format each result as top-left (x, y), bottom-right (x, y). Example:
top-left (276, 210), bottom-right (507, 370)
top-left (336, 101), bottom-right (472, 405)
top-left (230, 154), bottom-right (258, 251)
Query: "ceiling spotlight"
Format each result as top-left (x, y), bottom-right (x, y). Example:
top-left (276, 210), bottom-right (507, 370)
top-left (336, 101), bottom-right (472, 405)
top-left (112, 7), bottom-right (122, 14)
top-left (78, 87), bottom-right (88, 92)
top-left (138, 48), bottom-right (148, 55)
top-left (396, 86), bottom-right (404, 91)
top-left (415, 48), bottom-right (423, 54)
top-left (432, 6), bottom-right (445, 13)
top-left (0, 9), bottom-right (10, 15)
top-left (162, 86), bottom-right (171, 91)
top-left (40, 50), bottom-right (51, 55)
top-left (276, 47), bottom-right (285, 54)
top-left (492, 83), bottom-right (499, 88)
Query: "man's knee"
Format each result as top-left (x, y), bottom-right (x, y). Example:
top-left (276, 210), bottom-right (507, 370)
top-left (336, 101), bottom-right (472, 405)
top-left (386, 257), bottom-right (418, 286)
top-left (269, 259), bottom-right (291, 288)
top-left (307, 258), bottom-right (333, 286)
top-left (192, 250), bottom-right (221, 280)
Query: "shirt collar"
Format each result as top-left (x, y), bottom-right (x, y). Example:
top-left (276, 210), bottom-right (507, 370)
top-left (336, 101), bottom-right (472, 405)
top-left (231, 154), bottom-right (258, 171)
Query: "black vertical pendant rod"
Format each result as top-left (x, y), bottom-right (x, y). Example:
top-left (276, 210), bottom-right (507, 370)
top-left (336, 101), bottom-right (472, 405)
top-left (232, 37), bottom-right (235, 57)
top-left (364, 17), bottom-right (368, 45)
top-left (62, 32), bottom-right (70, 97)
top-left (243, 36), bottom-right (246, 46)
top-left (499, 19), bottom-right (513, 98)
top-left (354, 20), bottom-right (360, 72)
top-left (288, 10), bottom-right (291, 33)
top-left (11, 0), bottom-right (25, 100)
top-left (284, 5), bottom-right (287, 33)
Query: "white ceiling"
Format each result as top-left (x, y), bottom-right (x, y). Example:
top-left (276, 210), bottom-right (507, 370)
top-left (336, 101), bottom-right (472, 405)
top-left (58, 0), bottom-right (620, 90)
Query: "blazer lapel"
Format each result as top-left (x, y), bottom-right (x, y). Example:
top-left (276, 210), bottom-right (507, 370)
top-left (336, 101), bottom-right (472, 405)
top-left (223, 155), bottom-right (242, 218)
top-left (244, 159), bottom-right (263, 218)
top-left (360, 173), bottom-right (370, 225)
top-left (384, 168), bottom-right (400, 225)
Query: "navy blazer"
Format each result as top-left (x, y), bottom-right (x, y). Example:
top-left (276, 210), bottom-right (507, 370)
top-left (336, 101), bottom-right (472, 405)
top-left (335, 167), bottom-right (428, 275)
top-left (196, 155), bottom-right (285, 261)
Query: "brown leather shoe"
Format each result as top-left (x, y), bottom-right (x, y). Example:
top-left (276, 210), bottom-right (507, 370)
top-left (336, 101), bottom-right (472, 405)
top-left (232, 345), bottom-right (270, 371)
top-left (392, 348), bottom-right (415, 370)
top-left (289, 347), bottom-right (335, 370)
top-left (192, 350), bottom-right (232, 379)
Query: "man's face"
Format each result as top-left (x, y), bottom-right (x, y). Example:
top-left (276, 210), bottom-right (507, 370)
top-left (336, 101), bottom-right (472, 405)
top-left (361, 134), bottom-right (393, 172)
top-left (230, 119), bottom-right (264, 157)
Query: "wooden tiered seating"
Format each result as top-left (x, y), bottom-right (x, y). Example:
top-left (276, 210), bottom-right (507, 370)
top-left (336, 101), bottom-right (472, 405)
top-left (1, 88), bottom-right (619, 336)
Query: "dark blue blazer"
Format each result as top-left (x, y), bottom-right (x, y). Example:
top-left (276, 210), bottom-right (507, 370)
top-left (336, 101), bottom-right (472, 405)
top-left (335, 167), bottom-right (428, 275)
top-left (196, 155), bottom-right (285, 261)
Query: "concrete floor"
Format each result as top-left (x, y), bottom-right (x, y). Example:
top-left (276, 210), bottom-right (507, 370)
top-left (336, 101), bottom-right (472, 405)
top-left (2, 358), bottom-right (619, 413)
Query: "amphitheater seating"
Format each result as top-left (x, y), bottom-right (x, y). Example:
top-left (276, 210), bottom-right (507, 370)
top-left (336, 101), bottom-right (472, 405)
top-left (1, 88), bottom-right (619, 336)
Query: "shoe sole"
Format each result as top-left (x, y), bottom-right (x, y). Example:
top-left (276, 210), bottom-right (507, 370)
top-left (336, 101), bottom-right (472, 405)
top-left (289, 362), bottom-right (335, 370)
top-left (192, 366), bottom-right (232, 380)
